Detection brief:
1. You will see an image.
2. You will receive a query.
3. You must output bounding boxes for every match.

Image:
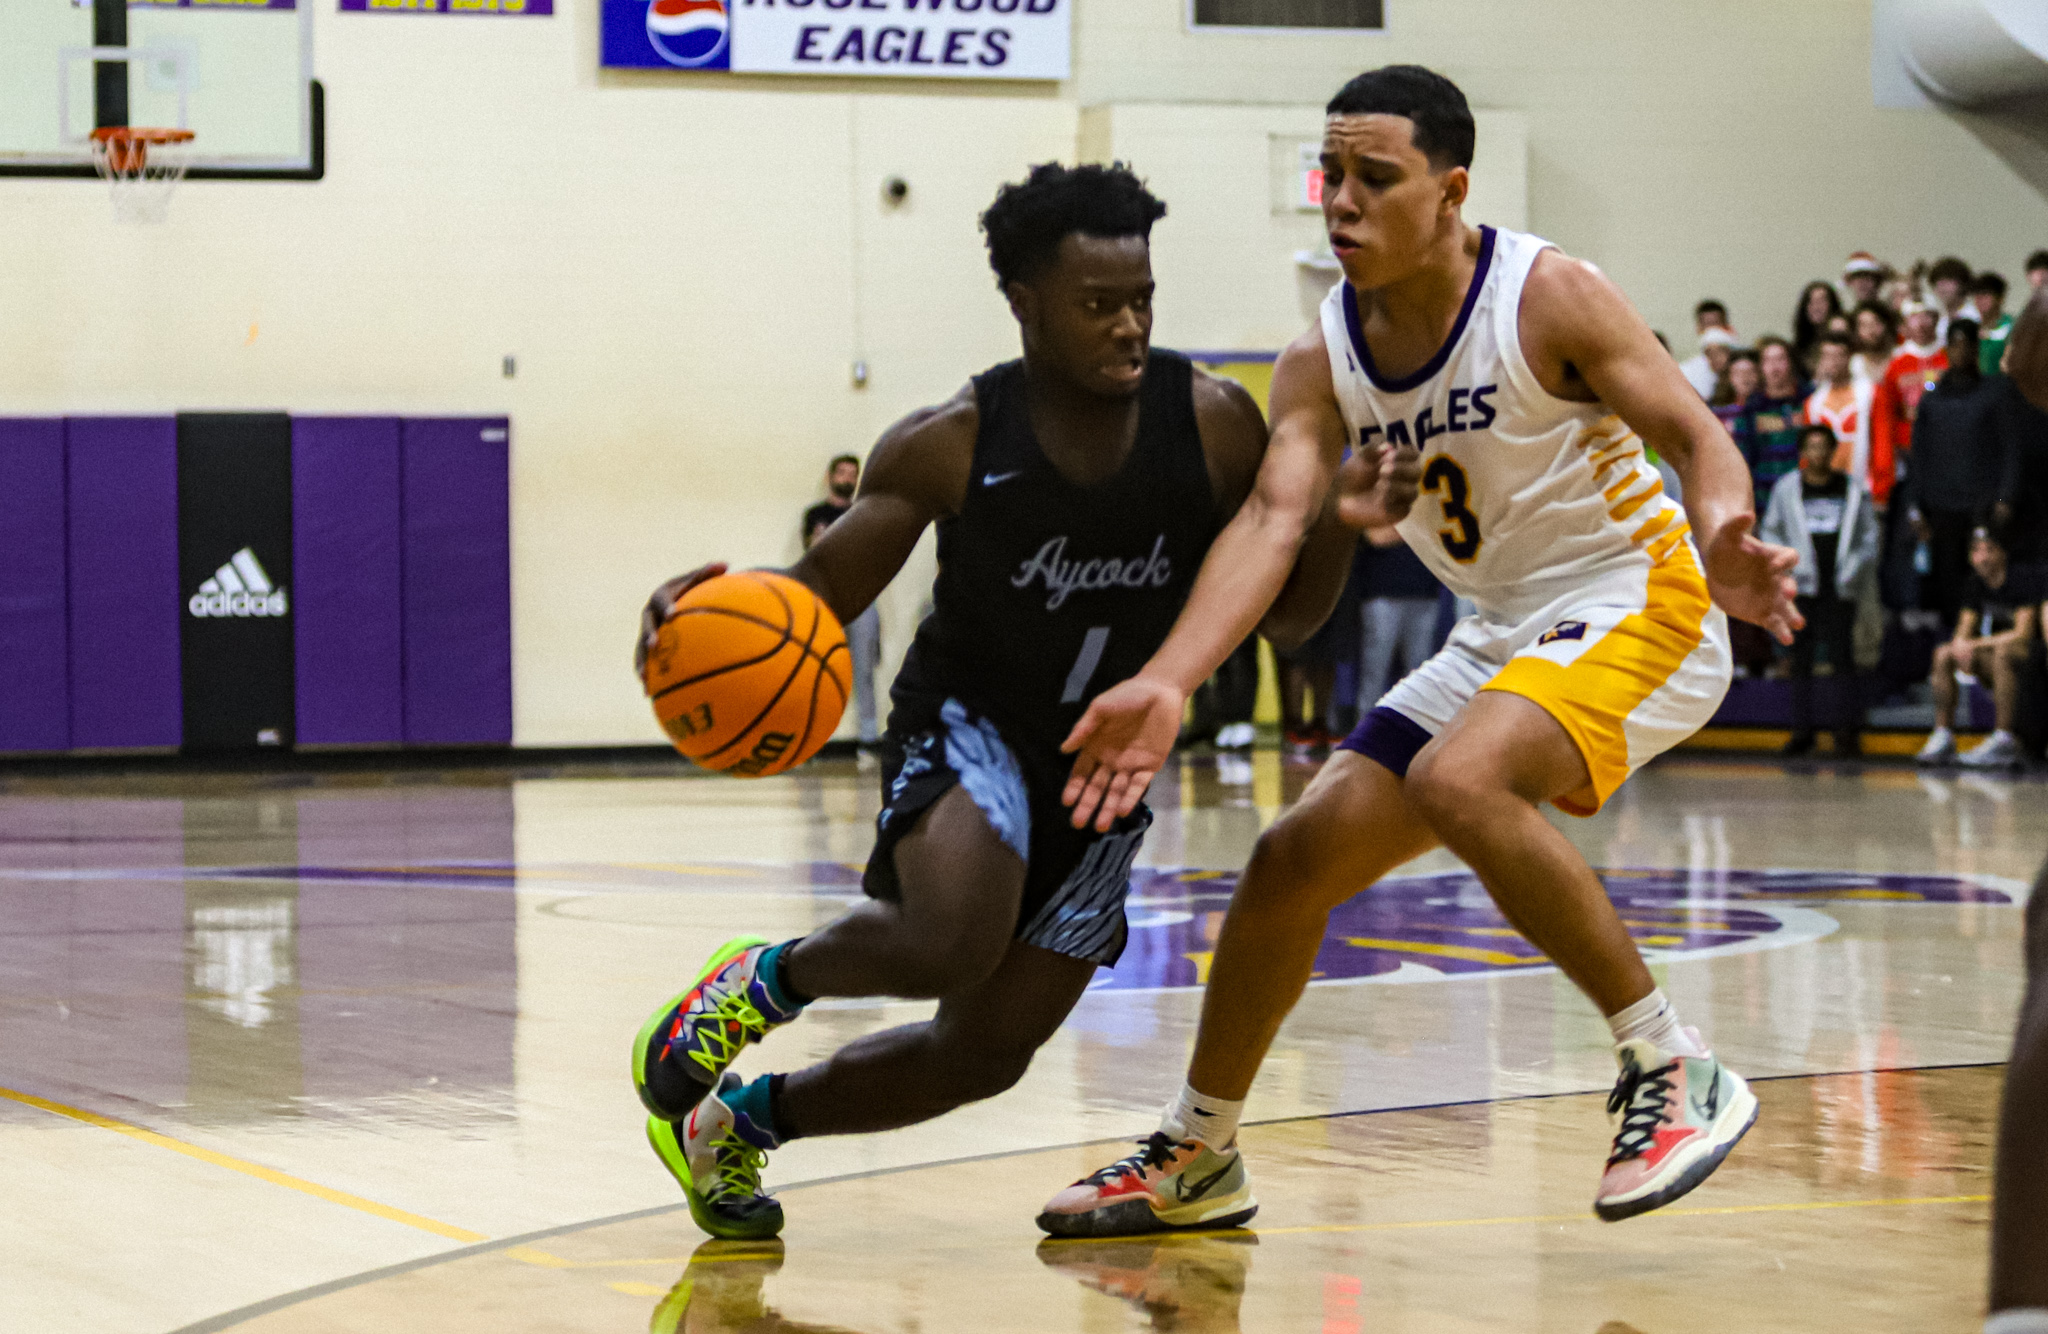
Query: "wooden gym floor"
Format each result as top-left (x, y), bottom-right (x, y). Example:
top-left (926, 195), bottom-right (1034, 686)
top-left (0, 750), bottom-right (2030, 1332)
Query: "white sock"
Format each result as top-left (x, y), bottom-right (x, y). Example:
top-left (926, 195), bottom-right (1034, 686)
top-left (1985, 1311), bottom-right (2048, 1334)
top-left (1162, 1084), bottom-right (1244, 1152)
top-left (1607, 989), bottom-right (1708, 1058)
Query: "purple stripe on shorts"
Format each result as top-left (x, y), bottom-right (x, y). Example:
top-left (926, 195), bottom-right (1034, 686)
top-left (1335, 705), bottom-right (1432, 777)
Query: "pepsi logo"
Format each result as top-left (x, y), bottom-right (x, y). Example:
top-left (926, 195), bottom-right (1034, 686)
top-left (646, 0), bottom-right (727, 68)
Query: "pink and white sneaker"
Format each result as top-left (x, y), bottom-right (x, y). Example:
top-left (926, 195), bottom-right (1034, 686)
top-left (1594, 1036), bottom-right (1758, 1222)
top-left (1037, 1132), bottom-right (1257, 1238)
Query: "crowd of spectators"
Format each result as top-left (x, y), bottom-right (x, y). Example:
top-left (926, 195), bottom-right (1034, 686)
top-left (1683, 249), bottom-right (2048, 765)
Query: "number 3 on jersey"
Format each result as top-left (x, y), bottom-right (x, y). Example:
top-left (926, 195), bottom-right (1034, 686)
top-left (1423, 456), bottom-right (1482, 563)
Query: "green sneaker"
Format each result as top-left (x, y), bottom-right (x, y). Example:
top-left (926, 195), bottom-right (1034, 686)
top-left (646, 1074), bottom-right (784, 1241)
top-left (633, 935), bottom-right (803, 1121)
top-left (1036, 1132), bottom-right (1258, 1237)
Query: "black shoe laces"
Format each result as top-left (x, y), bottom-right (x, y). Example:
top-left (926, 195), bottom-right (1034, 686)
top-left (1606, 1051), bottom-right (1681, 1165)
top-left (1084, 1130), bottom-right (1180, 1185)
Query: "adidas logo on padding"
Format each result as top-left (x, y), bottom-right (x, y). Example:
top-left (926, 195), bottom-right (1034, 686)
top-left (189, 548), bottom-right (289, 619)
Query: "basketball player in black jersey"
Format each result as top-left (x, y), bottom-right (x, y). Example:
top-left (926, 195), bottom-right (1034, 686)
top-left (627, 163), bottom-right (1414, 1241)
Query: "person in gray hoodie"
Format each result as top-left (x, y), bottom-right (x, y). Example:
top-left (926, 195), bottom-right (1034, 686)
top-left (1759, 424), bottom-right (1881, 755)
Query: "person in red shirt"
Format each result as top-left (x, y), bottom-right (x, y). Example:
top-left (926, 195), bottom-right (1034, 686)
top-left (1869, 300), bottom-right (1946, 505)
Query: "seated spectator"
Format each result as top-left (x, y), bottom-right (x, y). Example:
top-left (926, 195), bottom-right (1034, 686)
top-left (1899, 322), bottom-right (1999, 628)
top-left (1761, 425), bottom-right (1880, 755)
top-left (1841, 251), bottom-right (1885, 309)
top-left (1870, 300), bottom-right (1947, 507)
top-left (1974, 271), bottom-right (2014, 375)
top-left (1745, 337), bottom-right (1810, 516)
top-left (1916, 526), bottom-right (2044, 769)
top-left (1793, 280), bottom-right (1844, 372)
top-left (1929, 255), bottom-right (1974, 341)
top-left (1804, 332), bottom-right (1870, 484)
top-left (1849, 299), bottom-right (1899, 387)
top-left (1354, 525), bottom-right (1444, 714)
top-left (2029, 249), bottom-right (2048, 292)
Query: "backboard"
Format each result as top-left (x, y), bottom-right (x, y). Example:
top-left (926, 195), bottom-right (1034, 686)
top-left (0, 0), bottom-right (322, 179)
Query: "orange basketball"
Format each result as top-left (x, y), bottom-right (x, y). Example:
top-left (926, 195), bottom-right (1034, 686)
top-left (643, 571), bottom-right (850, 777)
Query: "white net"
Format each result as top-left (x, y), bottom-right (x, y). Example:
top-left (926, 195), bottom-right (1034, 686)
top-left (90, 129), bottom-right (194, 225)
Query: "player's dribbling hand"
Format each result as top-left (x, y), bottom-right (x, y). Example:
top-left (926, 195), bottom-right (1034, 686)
top-left (1335, 443), bottom-right (1422, 530)
top-left (635, 562), bottom-right (728, 684)
top-left (1702, 518), bottom-right (1802, 646)
top-left (1060, 675), bottom-right (1183, 833)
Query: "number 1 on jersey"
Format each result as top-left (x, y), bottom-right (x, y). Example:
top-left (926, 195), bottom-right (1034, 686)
top-left (1062, 627), bottom-right (1111, 703)
top-left (1423, 456), bottom-right (1482, 563)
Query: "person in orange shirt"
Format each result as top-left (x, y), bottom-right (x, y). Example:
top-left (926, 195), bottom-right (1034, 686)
top-left (1804, 332), bottom-right (1871, 487)
top-left (1868, 300), bottom-right (1946, 505)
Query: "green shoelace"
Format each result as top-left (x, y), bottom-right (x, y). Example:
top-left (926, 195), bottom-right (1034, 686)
top-left (683, 991), bottom-right (771, 1079)
top-left (709, 1128), bottom-right (768, 1201)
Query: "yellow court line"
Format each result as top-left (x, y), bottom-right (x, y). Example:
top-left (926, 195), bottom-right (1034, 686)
top-left (507, 1247), bottom-right (784, 1270)
top-left (0, 1085), bottom-right (487, 1243)
top-left (1345, 936), bottom-right (1546, 967)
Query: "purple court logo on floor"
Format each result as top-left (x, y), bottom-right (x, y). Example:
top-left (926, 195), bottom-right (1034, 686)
top-left (82, 861), bottom-right (2014, 998)
top-left (1089, 866), bottom-right (2013, 995)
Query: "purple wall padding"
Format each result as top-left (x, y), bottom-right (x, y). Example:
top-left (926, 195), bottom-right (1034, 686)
top-left (401, 418), bottom-right (512, 745)
top-left (0, 420), bottom-right (69, 752)
top-left (293, 418), bottom-right (404, 746)
top-left (67, 417), bottom-right (181, 750)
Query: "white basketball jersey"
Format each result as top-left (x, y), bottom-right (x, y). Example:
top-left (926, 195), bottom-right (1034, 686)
top-left (1320, 226), bottom-right (1691, 623)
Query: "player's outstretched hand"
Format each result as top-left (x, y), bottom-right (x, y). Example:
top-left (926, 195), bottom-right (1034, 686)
top-left (1335, 443), bottom-right (1423, 530)
top-left (635, 562), bottom-right (728, 684)
top-left (1061, 675), bottom-right (1184, 833)
top-left (1702, 518), bottom-right (1802, 645)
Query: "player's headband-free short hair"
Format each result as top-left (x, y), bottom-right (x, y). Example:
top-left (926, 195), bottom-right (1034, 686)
top-left (1798, 424), bottom-right (1837, 449)
top-left (1695, 299), bottom-right (1728, 319)
top-left (1971, 271), bottom-right (2009, 298)
top-left (829, 454), bottom-right (859, 471)
top-left (1325, 65), bottom-right (1476, 171)
top-left (980, 162), bottom-right (1167, 289)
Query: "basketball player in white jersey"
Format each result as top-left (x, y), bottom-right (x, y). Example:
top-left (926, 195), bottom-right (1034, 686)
top-left (1037, 65), bottom-right (1803, 1237)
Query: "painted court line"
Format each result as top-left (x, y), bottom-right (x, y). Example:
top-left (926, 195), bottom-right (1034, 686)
top-left (0, 1084), bottom-right (487, 1244)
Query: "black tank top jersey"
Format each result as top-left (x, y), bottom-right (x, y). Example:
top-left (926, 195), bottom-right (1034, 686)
top-left (890, 350), bottom-right (1219, 757)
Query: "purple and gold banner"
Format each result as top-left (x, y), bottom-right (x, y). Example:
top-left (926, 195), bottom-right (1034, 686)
top-left (339, 0), bottom-right (551, 13)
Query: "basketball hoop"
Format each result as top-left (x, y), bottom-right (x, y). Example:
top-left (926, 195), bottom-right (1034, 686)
top-left (89, 127), bottom-right (195, 224)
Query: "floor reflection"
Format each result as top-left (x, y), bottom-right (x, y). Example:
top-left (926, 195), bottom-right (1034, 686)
top-left (1036, 1233), bottom-right (1256, 1334)
top-left (0, 787), bottom-right (518, 1122)
top-left (650, 1241), bottom-right (868, 1334)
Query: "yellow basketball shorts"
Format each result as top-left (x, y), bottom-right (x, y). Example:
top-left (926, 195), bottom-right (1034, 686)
top-left (1356, 541), bottom-right (1732, 816)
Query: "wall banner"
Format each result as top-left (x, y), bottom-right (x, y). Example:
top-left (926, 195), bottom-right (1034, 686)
top-left (340, 0), bottom-right (552, 14)
top-left (601, 0), bottom-right (1070, 80)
